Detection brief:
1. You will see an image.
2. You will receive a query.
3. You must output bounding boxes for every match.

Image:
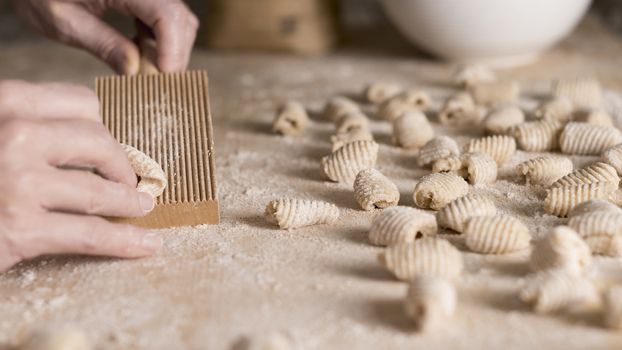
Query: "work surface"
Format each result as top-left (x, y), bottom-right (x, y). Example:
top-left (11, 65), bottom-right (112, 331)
top-left (4, 16), bottom-right (622, 350)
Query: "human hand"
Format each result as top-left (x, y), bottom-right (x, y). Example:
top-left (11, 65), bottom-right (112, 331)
top-left (0, 80), bottom-right (161, 272)
top-left (12, 0), bottom-right (199, 74)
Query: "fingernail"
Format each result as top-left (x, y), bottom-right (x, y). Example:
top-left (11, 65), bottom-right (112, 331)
top-left (139, 192), bottom-right (155, 212)
top-left (142, 233), bottom-right (162, 251)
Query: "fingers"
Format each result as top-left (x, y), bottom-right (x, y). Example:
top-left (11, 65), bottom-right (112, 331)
top-left (16, 213), bottom-right (161, 259)
top-left (0, 118), bottom-right (137, 187)
top-left (38, 168), bottom-right (154, 217)
top-left (0, 80), bottom-right (100, 121)
top-left (50, 2), bottom-right (141, 75)
top-left (111, 0), bottom-right (199, 72)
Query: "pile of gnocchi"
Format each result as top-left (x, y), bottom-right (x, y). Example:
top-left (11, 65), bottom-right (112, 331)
top-left (266, 65), bottom-right (622, 332)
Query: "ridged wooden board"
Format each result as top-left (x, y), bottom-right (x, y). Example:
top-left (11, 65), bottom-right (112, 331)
top-left (96, 70), bottom-right (219, 228)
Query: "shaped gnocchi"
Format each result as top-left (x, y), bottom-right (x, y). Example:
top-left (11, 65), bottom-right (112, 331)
top-left (272, 101), bottom-right (310, 136)
top-left (353, 169), bottom-right (400, 211)
top-left (265, 198), bottom-right (339, 229)
top-left (413, 173), bottom-right (469, 210)
top-left (464, 215), bottom-right (531, 254)
top-left (321, 140), bottom-right (379, 183)
top-left (436, 194), bottom-right (497, 233)
top-left (368, 206), bottom-right (437, 246)
top-left (405, 276), bottom-right (457, 332)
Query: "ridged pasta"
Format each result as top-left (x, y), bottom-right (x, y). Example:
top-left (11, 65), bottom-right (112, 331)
top-left (413, 173), bottom-right (469, 210)
top-left (460, 152), bottom-right (498, 185)
top-left (464, 135), bottom-right (516, 165)
top-left (559, 122), bottom-right (622, 156)
top-left (605, 286), bottom-right (622, 329)
top-left (464, 215), bottom-right (531, 254)
top-left (265, 198), bottom-right (339, 229)
top-left (378, 237), bottom-right (464, 281)
top-left (568, 211), bottom-right (622, 237)
top-left (544, 182), bottom-right (612, 217)
top-left (552, 77), bottom-right (603, 110)
top-left (484, 106), bottom-right (525, 135)
top-left (568, 199), bottom-right (622, 218)
top-left (511, 120), bottom-right (563, 152)
top-left (533, 97), bottom-right (574, 123)
top-left (331, 128), bottom-right (374, 152)
top-left (436, 194), bottom-right (497, 233)
top-left (321, 140), bottom-right (379, 183)
top-left (335, 111), bottom-right (369, 134)
top-left (519, 271), bottom-right (600, 314)
top-left (432, 156), bottom-right (463, 174)
top-left (364, 82), bottom-right (402, 104)
top-left (583, 235), bottom-right (622, 257)
top-left (353, 169), bottom-right (400, 211)
top-left (323, 96), bottom-right (359, 122)
top-left (377, 90), bottom-right (431, 121)
top-left (530, 226), bottom-right (592, 277)
top-left (121, 144), bottom-right (167, 198)
top-left (405, 276), bottom-right (457, 332)
top-left (468, 81), bottom-right (520, 106)
top-left (551, 162), bottom-right (619, 192)
top-left (392, 111), bottom-right (435, 149)
top-left (602, 144), bottom-right (622, 176)
top-left (438, 92), bottom-right (482, 126)
top-left (453, 64), bottom-right (496, 87)
top-left (368, 206), bottom-right (437, 246)
top-left (516, 156), bottom-right (573, 187)
top-left (416, 136), bottom-right (461, 168)
top-left (574, 109), bottom-right (614, 127)
top-left (273, 101), bottom-right (310, 136)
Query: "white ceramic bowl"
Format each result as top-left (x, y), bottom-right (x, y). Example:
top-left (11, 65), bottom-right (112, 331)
top-left (380, 0), bottom-right (592, 67)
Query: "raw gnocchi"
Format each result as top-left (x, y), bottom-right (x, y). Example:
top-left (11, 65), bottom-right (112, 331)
top-left (377, 90), bottom-right (431, 121)
top-left (519, 271), bottom-right (601, 314)
top-left (602, 144), bottom-right (622, 176)
top-left (544, 182), bottom-right (612, 217)
top-left (416, 136), bottom-right (461, 168)
top-left (530, 226), bottom-right (592, 277)
top-left (468, 81), bottom-right (520, 106)
top-left (432, 156), bottom-right (463, 174)
top-left (364, 82), bottom-right (402, 104)
top-left (551, 162), bottom-right (619, 192)
top-left (484, 105), bottom-right (525, 135)
top-left (464, 215), bottom-right (531, 254)
top-left (453, 64), bottom-right (496, 87)
top-left (459, 152), bottom-right (498, 185)
top-left (378, 237), bottom-right (464, 281)
top-left (511, 120), bottom-right (564, 152)
top-left (265, 198), bottom-right (339, 229)
top-left (568, 199), bottom-right (622, 218)
top-left (323, 96), bottom-right (359, 122)
top-left (273, 101), bottom-right (310, 136)
top-left (552, 77), bottom-right (603, 110)
top-left (559, 122), bottom-right (622, 156)
top-left (121, 144), bottom-right (167, 198)
top-left (516, 156), bottom-right (573, 187)
top-left (321, 140), bottom-right (379, 183)
top-left (368, 206), bottom-right (437, 246)
top-left (568, 211), bottom-right (622, 256)
top-left (436, 194), bottom-right (497, 233)
top-left (335, 111), bottom-right (369, 134)
top-left (438, 92), bottom-right (482, 126)
top-left (404, 276), bottom-right (457, 332)
top-left (392, 111), bottom-right (435, 149)
top-left (573, 109), bottom-right (614, 127)
top-left (413, 173), bottom-right (469, 210)
top-left (331, 128), bottom-right (374, 152)
top-left (533, 97), bottom-right (574, 123)
top-left (353, 169), bottom-right (400, 211)
top-left (464, 135), bottom-right (516, 165)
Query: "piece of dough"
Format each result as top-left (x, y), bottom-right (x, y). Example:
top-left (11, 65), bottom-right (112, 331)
top-left (120, 144), bottom-right (167, 198)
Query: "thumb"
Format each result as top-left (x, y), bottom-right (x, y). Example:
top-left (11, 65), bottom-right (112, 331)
top-left (53, 3), bottom-right (140, 75)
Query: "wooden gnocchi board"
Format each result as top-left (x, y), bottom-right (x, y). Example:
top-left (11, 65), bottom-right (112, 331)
top-left (95, 70), bottom-right (220, 228)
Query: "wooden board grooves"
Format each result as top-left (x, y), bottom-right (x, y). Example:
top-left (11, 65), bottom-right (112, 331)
top-left (96, 70), bottom-right (219, 228)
